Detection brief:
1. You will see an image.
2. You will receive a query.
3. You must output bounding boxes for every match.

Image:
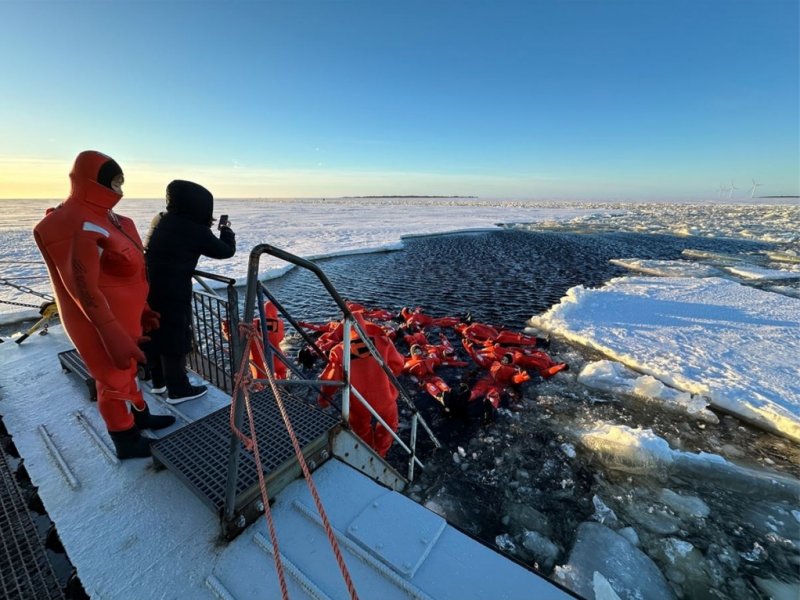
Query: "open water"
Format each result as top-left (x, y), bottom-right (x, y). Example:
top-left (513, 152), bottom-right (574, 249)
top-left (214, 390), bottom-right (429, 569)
top-left (255, 229), bottom-right (799, 600)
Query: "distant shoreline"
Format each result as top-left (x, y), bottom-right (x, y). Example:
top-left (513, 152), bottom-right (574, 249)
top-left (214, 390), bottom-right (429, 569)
top-left (340, 195), bottom-right (478, 199)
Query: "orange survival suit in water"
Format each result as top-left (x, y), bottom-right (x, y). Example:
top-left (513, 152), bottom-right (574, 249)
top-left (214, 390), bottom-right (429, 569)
top-left (255, 301), bottom-right (287, 379)
top-left (223, 301), bottom-right (288, 382)
top-left (318, 313), bottom-right (404, 457)
top-left (32, 151), bottom-right (171, 457)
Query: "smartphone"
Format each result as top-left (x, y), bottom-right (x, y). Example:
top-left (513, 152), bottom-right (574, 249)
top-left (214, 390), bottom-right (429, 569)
top-left (218, 214), bottom-right (229, 230)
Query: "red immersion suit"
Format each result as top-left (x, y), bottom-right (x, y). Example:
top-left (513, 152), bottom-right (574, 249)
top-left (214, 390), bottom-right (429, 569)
top-left (424, 334), bottom-right (467, 366)
top-left (508, 347), bottom-right (567, 378)
top-left (469, 358), bottom-right (530, 409)
top-left (319, 316), bottom-right (404, 457)
top-left (403, 348), bottom-right (451, 403)
top-left (401, 307), bottom-right (461, 330)
top-left (345, 301), bottom-right (395, 322)
top-left (457, 322), bottom-right (500, 344)
top-left (462, 339), bottom-right (496, 369)
top-left (482, 344), bottom-right (567, 378)
top-left (403, 331), bottom-right (429, 347)
top-left (223, 301), bottom-right (287, 382)
top-left (33, 151), bottom-right (148, 432)
top-left (493, 330), bottom-right (543, 347)
top-left (259, 301), bottom-right (287, 378)
top-left (468, 377), bottom-right (504, 409)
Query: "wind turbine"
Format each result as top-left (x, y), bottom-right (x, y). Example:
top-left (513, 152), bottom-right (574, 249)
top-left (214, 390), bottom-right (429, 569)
top-left (750, 178), bottom-right (763, 198)
top-left (718, 184), bottom-right (725, 198)
top-left (728, 180), bottom-right (737, 199)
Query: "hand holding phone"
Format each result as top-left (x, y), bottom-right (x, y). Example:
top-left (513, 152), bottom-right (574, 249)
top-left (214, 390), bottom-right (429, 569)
top-left (218, 214), bottom-right (230, 230)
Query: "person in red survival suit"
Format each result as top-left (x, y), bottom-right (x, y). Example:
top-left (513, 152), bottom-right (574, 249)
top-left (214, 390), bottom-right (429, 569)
top-left (461, 338), bottom-right (497, 369)
top-left (470, 353), bottom-right (531, 409)
top-left (224, 301), bottom-right (288, 383)
top-left (490, 353), bottom-right (531, 387)
top-left (403, 344), bottom-right (452, 404)
top-left (456, 321), bottom-right (500, 344)
top-left (33, 151), bottom-right (175, 459)
top-left (318, 313), bottom-right (404, 457)
top-left (400, 306), bottom-right (461, 331)
top-left (345, 301), bottom-right (396, 322)
top-left (485, 344), bottom-right (568, 378)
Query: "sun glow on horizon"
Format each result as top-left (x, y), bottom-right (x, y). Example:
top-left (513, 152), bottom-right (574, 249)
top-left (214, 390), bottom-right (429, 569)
top-left (0, 156), bottom-right (565, 200)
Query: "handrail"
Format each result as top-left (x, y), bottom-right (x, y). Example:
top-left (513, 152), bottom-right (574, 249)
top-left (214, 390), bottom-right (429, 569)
top-left (224, 244), bottom-right (439, 521)
top-left (192, 271), bottom-right (235, 298)
top-left (194, 270), bottom-right (237, 285)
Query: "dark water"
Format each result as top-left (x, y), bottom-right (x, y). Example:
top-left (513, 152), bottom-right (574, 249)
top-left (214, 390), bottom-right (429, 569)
top-left (255, 229), bottom-right (800, 600)
top-left (260, 229), bottom-right (772, 325)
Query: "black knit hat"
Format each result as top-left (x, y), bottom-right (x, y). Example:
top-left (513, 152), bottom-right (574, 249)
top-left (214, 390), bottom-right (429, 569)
top-left (96, 159), bottom-right (123, 190)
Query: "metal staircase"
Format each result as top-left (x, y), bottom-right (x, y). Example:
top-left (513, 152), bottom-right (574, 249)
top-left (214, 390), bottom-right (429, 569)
top-left (150, 243), bottom-right (439, 540)
top-left (151, 388), bottom-right (339, 539)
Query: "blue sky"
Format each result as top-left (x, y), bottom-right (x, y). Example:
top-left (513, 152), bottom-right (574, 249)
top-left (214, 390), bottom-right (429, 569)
top-left (1, 0), bottom-right (797, 200)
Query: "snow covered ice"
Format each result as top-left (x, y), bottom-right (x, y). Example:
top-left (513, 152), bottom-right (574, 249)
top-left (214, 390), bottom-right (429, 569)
top-left (2, 198), bottom-right (799, 599)
top-left (531, 275), bottom-right (800, 441)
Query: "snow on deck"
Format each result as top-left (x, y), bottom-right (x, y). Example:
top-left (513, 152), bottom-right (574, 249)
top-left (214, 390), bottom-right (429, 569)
top-left (530, 276), bottom-right (800, 442)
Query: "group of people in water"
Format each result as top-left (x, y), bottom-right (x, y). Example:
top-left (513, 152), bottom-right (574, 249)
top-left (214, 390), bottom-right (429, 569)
top-left (33, 149), bottom-right (567, 462)
top-left (285, 301), bottom-right (568, 456)
top-left (33, 150), bottom-right (235, 459)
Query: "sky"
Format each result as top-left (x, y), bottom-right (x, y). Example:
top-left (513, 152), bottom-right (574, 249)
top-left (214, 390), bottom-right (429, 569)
top-left (0, 0), bottom-right (798, 200)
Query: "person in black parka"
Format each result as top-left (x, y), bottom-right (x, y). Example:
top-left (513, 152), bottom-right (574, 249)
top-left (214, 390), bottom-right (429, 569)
top-left (144, 180), bottom-right (236, 403)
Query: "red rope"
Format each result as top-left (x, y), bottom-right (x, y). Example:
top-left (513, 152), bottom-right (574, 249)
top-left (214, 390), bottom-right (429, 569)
top-left (230, 323), bottom-right (290, 600)
top-left (235, 321), bottom-right (360, 600)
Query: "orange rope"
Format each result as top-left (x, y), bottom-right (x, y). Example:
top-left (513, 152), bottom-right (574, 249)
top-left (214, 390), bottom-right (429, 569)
top-left (235, 322), bottom-right (360, 600)
top-left (230, 323), bottom-right (290, 600)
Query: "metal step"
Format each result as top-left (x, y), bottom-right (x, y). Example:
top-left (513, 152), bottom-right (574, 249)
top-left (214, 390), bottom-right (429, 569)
top-left (57, 349), bottom-right (96, 402)
top-left (151, 388), bottom-right (340, 536)
top-left (0, 448), bottom-right (65, 600)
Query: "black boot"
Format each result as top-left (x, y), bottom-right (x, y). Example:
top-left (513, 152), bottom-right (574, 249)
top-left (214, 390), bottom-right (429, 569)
top-left (132, 404), bottom-right (176, 431)
top-left (109, 426), bottom-right (151, 459)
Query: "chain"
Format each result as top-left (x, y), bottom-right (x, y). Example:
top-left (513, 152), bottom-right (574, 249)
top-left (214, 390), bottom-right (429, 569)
top-left (0, 298), bottom-right (44, 309)
top-left (0, 278), bottom-right (54, 301)
top-left (0, 260), bottom-right (46, 264)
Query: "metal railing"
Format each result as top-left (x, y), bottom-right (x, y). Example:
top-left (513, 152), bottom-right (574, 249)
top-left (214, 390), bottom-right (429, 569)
top-left (223, 244), bottom-right (441, 522)
top-left (187, 271), bottom-right (240, 394)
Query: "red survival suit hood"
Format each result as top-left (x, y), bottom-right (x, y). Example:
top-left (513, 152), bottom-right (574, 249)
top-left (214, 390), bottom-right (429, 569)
top-left (67, 150), bottom-right (123, 211)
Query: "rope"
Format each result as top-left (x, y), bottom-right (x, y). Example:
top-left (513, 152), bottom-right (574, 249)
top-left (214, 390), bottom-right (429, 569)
top-left (232, 323), bottom-right (360, 600)
top-left (229, 326), bottom-right (290, 600)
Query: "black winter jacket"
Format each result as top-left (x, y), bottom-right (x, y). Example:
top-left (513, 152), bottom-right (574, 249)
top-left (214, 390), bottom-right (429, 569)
top-left (145, 180), bottom-right (236, 355)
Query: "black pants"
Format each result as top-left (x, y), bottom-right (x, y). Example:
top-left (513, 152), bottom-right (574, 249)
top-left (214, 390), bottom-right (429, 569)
top-left (147, 351), bottom-right (191, 395)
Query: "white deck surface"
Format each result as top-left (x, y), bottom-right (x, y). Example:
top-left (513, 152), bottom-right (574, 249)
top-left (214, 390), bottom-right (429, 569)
top-left (0, 327), bottom-right (571, 599)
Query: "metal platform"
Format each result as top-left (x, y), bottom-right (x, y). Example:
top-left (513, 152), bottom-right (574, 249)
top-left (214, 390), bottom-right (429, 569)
top-left (57, 348), bottom-right (96, 402)
top-left (0, 449), bottom-right (64, 600)
top-left (151, 387), bottom-right (340, 529)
